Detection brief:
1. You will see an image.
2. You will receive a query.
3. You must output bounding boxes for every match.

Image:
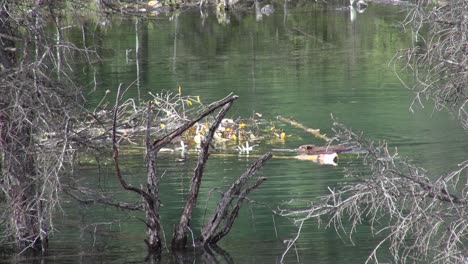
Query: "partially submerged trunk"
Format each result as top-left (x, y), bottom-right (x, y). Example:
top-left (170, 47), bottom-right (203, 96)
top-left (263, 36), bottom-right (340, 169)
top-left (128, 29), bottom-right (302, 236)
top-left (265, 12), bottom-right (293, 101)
top-left (199, 153), bottom-right (270, 246)
top-left (171, 101), bottom-right (234, 249)
top-left (112, 91), bottom-right (240, 252)
top-left (143, 108), bottom-right (162, 251)
top-left (112, 92), bottom-right (271, 253)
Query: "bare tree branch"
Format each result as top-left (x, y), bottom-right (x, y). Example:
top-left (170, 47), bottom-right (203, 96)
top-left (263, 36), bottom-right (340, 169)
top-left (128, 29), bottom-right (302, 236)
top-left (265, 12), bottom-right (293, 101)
top-left (277, 121), bottom-right (467, 263)
top-left (200, 152), bottom-right (272, 245)
top-left (152, 94), bottom-right (238, 151)
top-left (172, 98), bottom-right (236, 249)
top-left (394, 0), bottom-right (468, 129)
top-left (209, 175), bottom-right (268, 244)
top-left (112, 84), bottom-right (152, 201)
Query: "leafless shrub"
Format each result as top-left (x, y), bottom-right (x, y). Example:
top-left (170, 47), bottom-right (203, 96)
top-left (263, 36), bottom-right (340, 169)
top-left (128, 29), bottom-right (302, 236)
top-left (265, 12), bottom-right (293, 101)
top-left (274, 2), bottom-right (467, 261)
top-left (0, 1), bottom-right (98, 251)
top-left (109, 89), bottom-right (271, 252)
top-left (277, 122), bottom-right (467, 263)
top-left (393, 0), bottom-right (467, 129)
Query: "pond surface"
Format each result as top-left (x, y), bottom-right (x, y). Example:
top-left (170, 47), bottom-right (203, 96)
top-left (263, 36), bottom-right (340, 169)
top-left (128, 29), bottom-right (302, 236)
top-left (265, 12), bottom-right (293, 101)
top-left (4, 2), bottom-right (468, 263)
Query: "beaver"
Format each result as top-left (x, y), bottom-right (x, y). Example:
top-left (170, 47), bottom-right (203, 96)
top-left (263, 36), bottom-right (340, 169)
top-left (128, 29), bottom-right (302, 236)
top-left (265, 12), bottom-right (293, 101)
top-left (297, 144), bottom-right (351, 155)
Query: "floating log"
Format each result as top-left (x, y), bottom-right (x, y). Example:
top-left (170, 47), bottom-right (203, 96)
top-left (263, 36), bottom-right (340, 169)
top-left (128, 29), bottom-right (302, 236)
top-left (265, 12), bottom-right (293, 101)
top-left (295, 152), bottom-right (338, 166)
top-left (277, 116), bottom-right (330, 141)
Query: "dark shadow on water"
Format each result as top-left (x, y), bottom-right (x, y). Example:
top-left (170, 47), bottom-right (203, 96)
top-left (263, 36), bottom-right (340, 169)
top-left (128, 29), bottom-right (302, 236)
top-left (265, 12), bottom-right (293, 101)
top-left (1, 247), bottom-right (50, 264)
top-left (171, 244), bottom-right (234, 264)
top-left (3, 245), bottom-right (234, 264)
top-left (145, 250), bottom-right (162, 264)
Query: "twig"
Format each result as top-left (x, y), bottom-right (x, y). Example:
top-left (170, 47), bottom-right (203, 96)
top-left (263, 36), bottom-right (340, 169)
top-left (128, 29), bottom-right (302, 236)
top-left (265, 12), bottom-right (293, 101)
top-left (112, 84), bottom-right (152, 201)
top-left (280, 220), bottom-right (304, 263)
top-left (152, 94), bottom-right (238, 151)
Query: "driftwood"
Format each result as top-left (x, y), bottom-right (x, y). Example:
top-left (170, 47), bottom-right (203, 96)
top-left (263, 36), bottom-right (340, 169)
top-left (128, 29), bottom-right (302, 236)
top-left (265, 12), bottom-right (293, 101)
top-left (277, 116), bottom-right (330, 141)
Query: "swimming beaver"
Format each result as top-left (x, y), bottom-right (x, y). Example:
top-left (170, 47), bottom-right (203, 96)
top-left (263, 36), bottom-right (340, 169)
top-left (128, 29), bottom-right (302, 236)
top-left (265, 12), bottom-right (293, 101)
top-left (297, 144), bottom-right (351, 155)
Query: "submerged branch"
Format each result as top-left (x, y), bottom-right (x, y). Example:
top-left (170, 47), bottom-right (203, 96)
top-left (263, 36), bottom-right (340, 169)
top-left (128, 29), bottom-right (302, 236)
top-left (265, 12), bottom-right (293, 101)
top-left (171, 97), bottom-right (235, 249)
top-left (112, 85), bottom-right (152, 201)
top-left (64, 187), bottom-right (143, 211)
top-left (209, 175), bottom-right (268, 244)
top-left (200, 152), bottom-right (272, 245)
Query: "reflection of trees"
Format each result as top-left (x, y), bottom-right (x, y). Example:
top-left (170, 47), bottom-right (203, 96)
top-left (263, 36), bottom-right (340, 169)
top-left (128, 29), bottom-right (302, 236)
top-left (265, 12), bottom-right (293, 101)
top-left (170, 4), bottom-right (409, 98)
top-left (172, 244), bottom-right (234, 264)
top-left (76, 3), bottom-right (410, 114)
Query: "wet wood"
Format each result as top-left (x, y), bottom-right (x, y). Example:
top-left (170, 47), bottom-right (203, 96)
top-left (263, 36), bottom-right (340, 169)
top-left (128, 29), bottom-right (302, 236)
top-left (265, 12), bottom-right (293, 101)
top-left (112, 92), bottom-right (272, 251)
top-left (199, 152), bottom-right (272, 245)
top-left (297, 144), bottom-right (351, 155)
top-left (113, 87), bottom-right (162, 252)
top-left (144, 115), bottom-right (162, 251)
top-left (171, 100), bottom-right (234, 249)
top-left (277, 116), bottom-right (330, 141)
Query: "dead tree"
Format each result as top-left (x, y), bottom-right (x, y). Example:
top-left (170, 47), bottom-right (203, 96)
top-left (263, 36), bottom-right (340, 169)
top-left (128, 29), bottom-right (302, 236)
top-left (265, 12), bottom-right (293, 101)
top-left (394, 0), bottom-right (467, 129)
top-left (0, 2), bottom-right (49, 252)
top-left (171, 98), bottom-right (235, 249)
top-left (198, 154), bottom-right (269, 245)
top-left (0, 5), bottom-right (39, 252)
top-left (112, 90), bottom-right (271, 252)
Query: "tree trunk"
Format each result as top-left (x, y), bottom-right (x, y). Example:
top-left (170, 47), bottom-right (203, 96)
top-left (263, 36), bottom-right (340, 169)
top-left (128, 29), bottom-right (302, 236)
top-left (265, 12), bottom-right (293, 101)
top-left (112, 93), bottom-right (163, 252)
top-left (171, 102), bottom-right (234, 249)
top-left (144, 148), bottom-right (162, 251)
top-left (199, 153), bottom-right (271, 245)
top-left (112, 95), bottom-right (238, 252)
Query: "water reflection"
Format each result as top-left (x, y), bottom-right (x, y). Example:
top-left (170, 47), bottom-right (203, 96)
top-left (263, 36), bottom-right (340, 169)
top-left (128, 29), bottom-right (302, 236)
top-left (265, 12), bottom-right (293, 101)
top-left (170, 245), bottom-right (234, 264)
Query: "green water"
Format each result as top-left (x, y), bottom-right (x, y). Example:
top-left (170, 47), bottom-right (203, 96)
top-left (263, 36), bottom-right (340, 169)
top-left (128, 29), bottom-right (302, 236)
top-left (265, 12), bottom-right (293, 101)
top-left (4, 2), bottom-right (468, 263)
